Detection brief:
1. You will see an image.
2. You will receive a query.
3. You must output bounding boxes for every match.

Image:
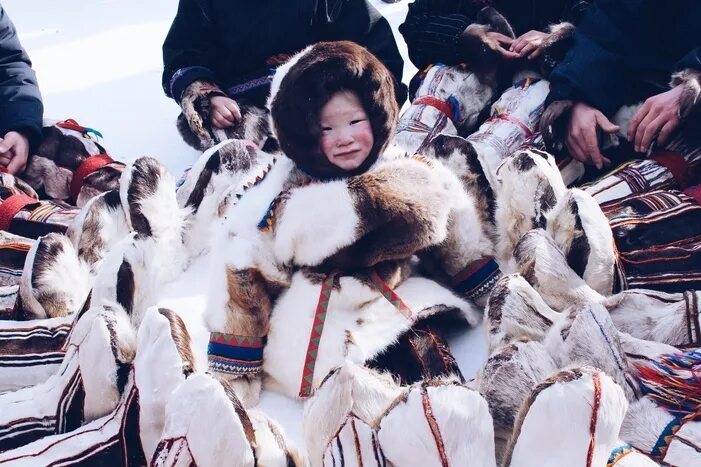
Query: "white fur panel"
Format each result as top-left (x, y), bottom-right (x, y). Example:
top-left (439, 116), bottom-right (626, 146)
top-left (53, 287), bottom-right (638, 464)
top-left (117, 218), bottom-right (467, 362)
top-left (509, 371), bottom-right (627, 467)
top-left (273, 180), bottom-right (359, 267)
top-left (378, 384), bottom-right (497, 467)
top-left (264, 273), bottom-right (478, 398)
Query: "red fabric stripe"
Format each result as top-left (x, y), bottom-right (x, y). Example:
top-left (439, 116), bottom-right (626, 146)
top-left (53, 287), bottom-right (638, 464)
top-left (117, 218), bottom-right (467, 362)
top-left (70, 154), bottom-right (113, 203)
top-left (413, 96), bottom-right (455, 123)
top-left (0, 194), bottom-right (38, 231)
top-left (651, 150), bottom-right (692, 188)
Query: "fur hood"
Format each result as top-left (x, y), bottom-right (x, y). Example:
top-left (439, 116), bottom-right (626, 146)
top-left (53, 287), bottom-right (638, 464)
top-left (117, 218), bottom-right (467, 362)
top-left (267, 41), bottom-right (398, 179)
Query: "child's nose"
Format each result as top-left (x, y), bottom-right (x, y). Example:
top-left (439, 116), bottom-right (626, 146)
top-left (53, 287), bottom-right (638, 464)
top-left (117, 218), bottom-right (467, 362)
top-left (337, 133), bottom-right (354, 146)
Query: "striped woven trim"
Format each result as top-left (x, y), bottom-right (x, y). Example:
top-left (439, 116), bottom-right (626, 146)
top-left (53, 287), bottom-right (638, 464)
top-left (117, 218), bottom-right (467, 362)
top-left (299, 271), bottom-right (419, 398)
top-left (685, 291), bottom-right (701, 346)
top-left (451, 257), bottom-right (502, 300)
top-left (299, 275), bottom-right (336, 398)
top-left (207, 333), bottom-right (266, 376)
top-left (650, 414), bottom-right (684, 459)
top-left (225, 71), bottom-right (275, 97)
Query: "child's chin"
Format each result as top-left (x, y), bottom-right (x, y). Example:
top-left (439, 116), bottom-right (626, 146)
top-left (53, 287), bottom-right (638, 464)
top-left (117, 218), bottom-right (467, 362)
top-left (332, 156), bottom-right (368, 172)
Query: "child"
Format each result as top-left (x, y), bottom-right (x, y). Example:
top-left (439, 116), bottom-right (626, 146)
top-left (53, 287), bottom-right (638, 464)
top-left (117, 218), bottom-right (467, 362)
top-left (204, 41), bottom-right (488, 405)
top-left (162, 0), bottom-right (407, 154)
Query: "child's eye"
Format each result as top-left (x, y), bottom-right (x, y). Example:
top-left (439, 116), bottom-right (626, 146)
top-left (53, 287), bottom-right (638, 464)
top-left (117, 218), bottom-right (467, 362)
top-left (321, 127), bottom-right (332, 132)
top-left (350, 119), bottom-right (364, 125)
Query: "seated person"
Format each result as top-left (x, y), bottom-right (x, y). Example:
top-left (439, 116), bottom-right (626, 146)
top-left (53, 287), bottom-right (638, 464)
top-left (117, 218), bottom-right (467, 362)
top-left (162, 0), bottom-right (408, 152)
top-left (541, 0), bottom-right (701, 171)
top-left (205, 41), bottom-right (484, 403)
top-left (0, 6), bottom-right (43, 176)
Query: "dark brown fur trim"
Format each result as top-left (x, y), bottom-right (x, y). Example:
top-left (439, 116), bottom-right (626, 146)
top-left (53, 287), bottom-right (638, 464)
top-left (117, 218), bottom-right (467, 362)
top-left (543, 22), bottom-right (575, 48)
top-left (116, 260), bottom-right (135, 316)
top-left (218, 378), bottom-right (258, 460)
top-left (186, 149), bottom-right (222, 212)
top-left (671, 68), bottom-right (701, 119)
top-left (126, 157), bottom-right (163, 237)
top-left (270, 41), bottom-right (398, 178)
top-left (565, 199), bottom-right (591, 278)
top-left (158, 308), bottom-right (196, 378)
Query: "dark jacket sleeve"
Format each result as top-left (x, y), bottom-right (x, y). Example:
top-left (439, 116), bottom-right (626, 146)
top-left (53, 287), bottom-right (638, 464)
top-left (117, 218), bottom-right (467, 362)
top-left (321, 0), bottom-right (408, 104)
top-left (162, 0), bottom-right (226, 102)
top-left (399, 0), bottom-right (480, 69)
top-left (545, 0), bottom-right (647, 116)
top-left (676, 47), bottom-right (701, 73)
top-left (0, 7), bottom-right (43, 150)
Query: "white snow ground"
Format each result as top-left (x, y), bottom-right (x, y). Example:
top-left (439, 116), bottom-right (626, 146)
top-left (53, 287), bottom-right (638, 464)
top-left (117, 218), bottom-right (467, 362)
top-left (4, 0), bottom-right (487, 451)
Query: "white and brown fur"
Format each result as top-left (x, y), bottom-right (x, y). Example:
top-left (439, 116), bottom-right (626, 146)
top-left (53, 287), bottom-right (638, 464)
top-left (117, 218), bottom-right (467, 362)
top-left (24, 119), bottom-right (121, 204)
top-left (65, 189), bottom-right (131, 274)
top-left (119, 156), bottom-right (187, 282)
top-left (177, 138), bottom-right (277, 258)
top-left (177, 80), bottom-right (274, 154)
top-left (13, 233), bottom-right (91, 320)
top-left (0, 303), bottom-right (136, 453)
top-left (503, 367), bottom-right (628, 467)
top-left (476, 339), bottom-right (558, 461)
top-left (513, 228), bottom-right (701, 349)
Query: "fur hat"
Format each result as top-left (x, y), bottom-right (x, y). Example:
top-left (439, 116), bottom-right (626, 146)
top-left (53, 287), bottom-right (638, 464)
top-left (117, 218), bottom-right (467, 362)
top-left (267, 41), bottom-right (398, 178)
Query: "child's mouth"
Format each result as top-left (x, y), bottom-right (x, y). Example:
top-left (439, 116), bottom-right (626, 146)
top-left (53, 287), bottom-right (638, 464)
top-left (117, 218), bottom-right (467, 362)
top-left (334, 150), bottom-right (358, 159)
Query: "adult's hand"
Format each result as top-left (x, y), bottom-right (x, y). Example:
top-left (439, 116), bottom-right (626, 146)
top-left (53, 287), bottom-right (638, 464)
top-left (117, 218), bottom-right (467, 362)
top-left (628, 86), bottom-right (683, 153)
top-left (510, 30), bottom-right (548, 59)
top-left (210, 95), bottom-right (241, 129)
top-left (565, 102), bottom-right (619, 169)
top-left (0, 131), bottom-right (30, 175)
top-left (485, 31), bottom-right (519, 59)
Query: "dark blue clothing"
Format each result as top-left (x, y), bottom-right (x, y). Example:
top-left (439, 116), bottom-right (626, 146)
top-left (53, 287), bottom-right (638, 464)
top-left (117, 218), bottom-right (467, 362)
top-left (546, 0), bottom-right (701, 116)
top-left (162, 0), bottom-right (407, 107)
top-left (0, 6), bottom-right (43, 150)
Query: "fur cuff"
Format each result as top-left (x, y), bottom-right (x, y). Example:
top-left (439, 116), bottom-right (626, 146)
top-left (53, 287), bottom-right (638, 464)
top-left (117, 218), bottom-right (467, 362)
top-left (670, 68), bottom-right (701, 119)
top-left (543, 22), bottom-right (575, 48)
top-left (457, 6), bottom-right (514, 75)
top-left (179, 80), bottom-right (228, 149)
top-left (539, 100), bottom-right (574, 153)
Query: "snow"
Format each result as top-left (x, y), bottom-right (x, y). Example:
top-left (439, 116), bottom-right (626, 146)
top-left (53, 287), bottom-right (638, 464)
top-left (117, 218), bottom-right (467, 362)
top-left (4, 0), bottom-right (487, 452)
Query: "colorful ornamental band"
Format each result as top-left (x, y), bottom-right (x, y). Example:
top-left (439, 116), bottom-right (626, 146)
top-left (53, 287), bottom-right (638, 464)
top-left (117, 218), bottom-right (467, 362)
top-left (207, 332), bottom-right (266, 376)
top-left (451, 257), bottom-right (502, 301)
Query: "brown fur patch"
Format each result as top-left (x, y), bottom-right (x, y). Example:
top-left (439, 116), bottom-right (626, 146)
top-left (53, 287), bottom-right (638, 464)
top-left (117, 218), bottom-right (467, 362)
top-left (126, 157), bottom-right (163, 237)
top-left (225, 268), bottom-right (273, 337)
top-left (116, 259), bottom-right (135, 316)
top-left (671, 68), bottom-right (701, 119)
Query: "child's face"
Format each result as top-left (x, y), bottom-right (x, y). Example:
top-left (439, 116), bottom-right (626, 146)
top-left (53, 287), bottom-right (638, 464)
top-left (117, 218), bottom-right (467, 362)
top-left (319, 91), bottom-right (374, 172)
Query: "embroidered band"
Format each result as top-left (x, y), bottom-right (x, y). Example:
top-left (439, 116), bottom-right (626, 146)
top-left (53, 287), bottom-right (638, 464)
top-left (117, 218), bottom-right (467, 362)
top-left (299, 275), bottom-right (336, 398)
top-left (451, 257), bottom-right (503, 300)
top-left (607, 443), bottom-right (635, 466)
top-left (413, 95), bottom-right (461, 124)
top-left (207, 332), bottom-right (266, 376)
top-left (0, 194), bottom-right (38, 232)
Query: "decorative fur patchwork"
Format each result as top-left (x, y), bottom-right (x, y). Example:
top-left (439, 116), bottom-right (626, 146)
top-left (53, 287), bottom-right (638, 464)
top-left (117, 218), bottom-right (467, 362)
top-left (494, 149), bottom-right (568, 270)
top-left (177, 80), bottom-right (273, 153)
top-left (394, 64), bottom-right (495, 155)
top-left (0, 307), bottom-right (197, 465)
top-left (503, 368), bottom-right (628, 467)
top-left (0, 305), bottom-right (136, 453)
top-left (177, 139), bottom-right (277, 258)
top-left (545, 188), bottom-right (615, 295)
top-left (477, 340), bottom-right (557, 462)
top-left (539, 99), bottom-right (573, 154)
top-left (268, 41), bottom-right (398, 178)
top-left (153, 373), bottom-right (303, 467)
top-left (543, 302), bottom-right (635, 401)
top-left (377, 379), bottom-right (497, 467)
top-left (670, 68), bottom-right (701, 119)
top-left (120, 156), bottom-right (186, 282)
top-left (13, 233), bottom-right (91, 320)
top-left (264, 272), bottom-right (476, 399)
top-left (90, 236), bottom-right (159, 328)
top-left (75, 160), bottom-right (125, 208)
top-left (24, 119), bottom-right (111, 202)
top-left (0, 172), bottom-right (38, 199)
top-left (484, 274), bottom-right (559, 351)
top-left (65, 189), bottom-right (131, 274)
